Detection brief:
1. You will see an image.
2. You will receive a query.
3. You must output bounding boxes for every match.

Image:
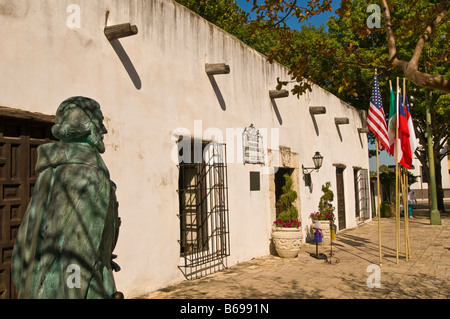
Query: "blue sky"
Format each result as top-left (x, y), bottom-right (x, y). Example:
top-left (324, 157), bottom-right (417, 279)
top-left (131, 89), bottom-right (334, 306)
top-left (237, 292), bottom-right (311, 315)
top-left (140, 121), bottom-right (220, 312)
top-left (236, 0), bottom-right (395, 171)
top-left (235, 0), bottom-right (340, 31)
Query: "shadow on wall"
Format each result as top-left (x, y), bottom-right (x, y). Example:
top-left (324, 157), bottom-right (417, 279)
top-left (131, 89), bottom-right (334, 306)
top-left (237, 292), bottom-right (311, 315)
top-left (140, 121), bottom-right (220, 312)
top-left (109, 39), bottom-right (142, 90)
top-left (271, 98), bottom-right (283, 125)
top-left (208, 74), bottom-right (226, 111)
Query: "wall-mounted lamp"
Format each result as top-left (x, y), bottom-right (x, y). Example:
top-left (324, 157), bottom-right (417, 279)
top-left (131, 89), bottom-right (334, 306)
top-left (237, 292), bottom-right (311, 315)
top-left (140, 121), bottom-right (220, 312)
top-left (302, 151), bottom-right (324, 187)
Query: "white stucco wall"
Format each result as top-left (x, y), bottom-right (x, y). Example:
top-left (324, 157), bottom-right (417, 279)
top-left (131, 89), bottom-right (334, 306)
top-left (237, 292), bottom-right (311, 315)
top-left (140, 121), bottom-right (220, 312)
top-left (409, 154), bottom-right (450, 197)
top-left (0, 0), bottom-right (370, 298)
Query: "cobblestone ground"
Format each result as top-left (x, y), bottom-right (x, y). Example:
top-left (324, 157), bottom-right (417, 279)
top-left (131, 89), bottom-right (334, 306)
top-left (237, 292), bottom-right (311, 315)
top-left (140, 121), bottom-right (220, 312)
top-left (140, 201), bottom-right (450, 299)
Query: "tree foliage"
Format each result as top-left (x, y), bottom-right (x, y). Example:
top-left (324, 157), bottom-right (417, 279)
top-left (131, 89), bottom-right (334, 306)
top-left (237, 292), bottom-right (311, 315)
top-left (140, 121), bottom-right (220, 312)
top-left (318, 181), bottom-right (335, 218)
top-left (174, 0), bottom-right (249, 35)
top-left (245, 0), bottom-right (449, 96)
top-left (277, 174), bottom-right (299, 224)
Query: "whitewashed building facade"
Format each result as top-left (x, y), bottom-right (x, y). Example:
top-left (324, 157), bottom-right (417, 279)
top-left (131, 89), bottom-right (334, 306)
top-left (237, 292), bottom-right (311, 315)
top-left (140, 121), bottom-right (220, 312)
top-left (0, 0), bottom-right (372, 298)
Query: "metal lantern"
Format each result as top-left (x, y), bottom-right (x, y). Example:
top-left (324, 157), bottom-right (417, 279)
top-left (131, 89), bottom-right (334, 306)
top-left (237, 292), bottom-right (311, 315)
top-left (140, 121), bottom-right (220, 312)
top-left (312, 151), bottom-right (323, 170)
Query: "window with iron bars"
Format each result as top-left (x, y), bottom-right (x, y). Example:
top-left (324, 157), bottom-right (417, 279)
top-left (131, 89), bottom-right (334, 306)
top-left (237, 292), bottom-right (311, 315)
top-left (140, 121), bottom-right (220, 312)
top-left (177, 139), bottom-right (230, 279)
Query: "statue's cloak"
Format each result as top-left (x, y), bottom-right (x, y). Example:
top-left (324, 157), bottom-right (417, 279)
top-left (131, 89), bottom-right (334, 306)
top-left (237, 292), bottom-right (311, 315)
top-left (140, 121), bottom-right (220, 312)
top-left (12, 142), bottom-right (119, 298)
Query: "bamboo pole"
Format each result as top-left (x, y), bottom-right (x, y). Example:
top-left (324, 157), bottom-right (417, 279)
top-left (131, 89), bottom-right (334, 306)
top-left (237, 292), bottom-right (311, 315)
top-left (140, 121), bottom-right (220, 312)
top-left (376, 139), bottom-right (382, 266)
top-left (374, 68), bottom-right (382, 267)
top-left (402, 78), bottom-right (411, 261)
top-left (402, 78), bottom-right (408, 262)
top-left (405, 167), bottom-right (412, 259)
top-left (395, 77), bottom-right (400, 264)
top-left (401, 168), bottom-right (408, 261)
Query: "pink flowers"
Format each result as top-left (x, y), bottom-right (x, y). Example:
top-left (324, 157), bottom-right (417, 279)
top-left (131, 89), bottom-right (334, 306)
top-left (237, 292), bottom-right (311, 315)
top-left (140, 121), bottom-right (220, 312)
top-left (273, 219), bottom-right (301, 228)
top-left (310, 211), bottom-right (334, 221)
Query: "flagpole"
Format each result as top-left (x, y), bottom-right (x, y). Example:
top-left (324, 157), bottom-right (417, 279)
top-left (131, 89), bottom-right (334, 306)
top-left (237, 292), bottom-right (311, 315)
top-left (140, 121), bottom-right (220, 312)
top-left (403, 78), bottom-right (412, 260)
top-left (395, 77), bottom-right (400, 264)
top-left (402, 78), bottom-right (408, 262)
top-left (374, 69), bottom-right (383, 267)
top-left (405, 167), bottom-right (412, 259)
top-left (376, 138), bottom-right (383, 266)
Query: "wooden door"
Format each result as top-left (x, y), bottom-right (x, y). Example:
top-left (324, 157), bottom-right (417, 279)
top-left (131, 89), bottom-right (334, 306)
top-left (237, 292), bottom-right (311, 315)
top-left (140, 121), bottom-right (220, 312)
top-left (336, 167), bottom-right (346, 230)
top-left (0, 117), bottom-right (54, 299)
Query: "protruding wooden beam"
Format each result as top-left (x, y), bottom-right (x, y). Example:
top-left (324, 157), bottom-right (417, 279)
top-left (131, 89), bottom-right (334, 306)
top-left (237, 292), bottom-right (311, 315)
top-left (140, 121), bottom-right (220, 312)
top-left (335, 117), bottom-right (349, 125)
top-left (309, 106), bottom-right (326, 115)
top-left (0, 106), bottom-right (54, 123)
top-left (269, 90), bottom-right (289, 99)
top-left (205, 63), bottom-right (230, 75)
top-left (104, 23), bottom-right (138, 41)
top-left (358, 127), bottom-right (370, 133)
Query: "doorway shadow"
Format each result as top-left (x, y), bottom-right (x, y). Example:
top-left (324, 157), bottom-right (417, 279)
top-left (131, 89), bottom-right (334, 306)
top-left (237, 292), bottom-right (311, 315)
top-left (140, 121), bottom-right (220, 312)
top-left (109, 39), bottom-right (141, 90)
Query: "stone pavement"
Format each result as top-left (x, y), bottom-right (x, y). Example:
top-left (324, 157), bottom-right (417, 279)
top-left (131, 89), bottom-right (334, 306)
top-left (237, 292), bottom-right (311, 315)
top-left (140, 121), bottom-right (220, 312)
top-left (140, 200), bottom-right (450, 299)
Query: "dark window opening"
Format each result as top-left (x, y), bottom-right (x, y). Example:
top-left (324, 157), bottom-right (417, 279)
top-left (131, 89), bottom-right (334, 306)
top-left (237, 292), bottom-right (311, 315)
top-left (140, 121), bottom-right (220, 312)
top-left (177, 140), bottom-right (230, 279)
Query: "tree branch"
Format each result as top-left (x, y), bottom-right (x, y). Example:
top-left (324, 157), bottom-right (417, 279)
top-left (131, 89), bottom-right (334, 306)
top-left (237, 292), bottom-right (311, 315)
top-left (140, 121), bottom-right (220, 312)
top-left (410, 1), bottom-right (448, 66)
top-left (381, 0), bottom-right (450, 93)
top-left (274, 0), bottom-right (298, 26)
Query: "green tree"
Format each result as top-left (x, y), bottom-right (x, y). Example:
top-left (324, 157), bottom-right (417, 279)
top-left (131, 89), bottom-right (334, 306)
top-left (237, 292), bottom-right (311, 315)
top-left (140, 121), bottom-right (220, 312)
top-left (245, 0), bottom-right (449, 95)
top-left (244, 0), bottom-right (449, 214)
top-left (318, 182), bottom-right (335, 220)
top-left (174, 0), bottom-right (249, 36)
top-left (276, 174), bottom-right (299, 227)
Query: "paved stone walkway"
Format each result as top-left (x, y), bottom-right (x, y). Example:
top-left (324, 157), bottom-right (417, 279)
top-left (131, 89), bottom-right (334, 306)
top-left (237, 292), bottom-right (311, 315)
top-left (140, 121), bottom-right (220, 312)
top-left (140, 200), bottom-right (450, 299)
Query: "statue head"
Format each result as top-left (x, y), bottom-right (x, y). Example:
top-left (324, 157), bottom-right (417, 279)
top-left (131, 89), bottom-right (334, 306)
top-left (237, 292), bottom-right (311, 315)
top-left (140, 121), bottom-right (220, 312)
top-left (52, 96), bottom-right (108, 153)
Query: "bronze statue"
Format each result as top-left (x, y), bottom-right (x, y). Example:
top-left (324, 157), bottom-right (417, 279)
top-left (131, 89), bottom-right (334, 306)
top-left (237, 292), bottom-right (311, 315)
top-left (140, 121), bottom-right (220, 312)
top-left (12, 97), bottom-right (121, 298)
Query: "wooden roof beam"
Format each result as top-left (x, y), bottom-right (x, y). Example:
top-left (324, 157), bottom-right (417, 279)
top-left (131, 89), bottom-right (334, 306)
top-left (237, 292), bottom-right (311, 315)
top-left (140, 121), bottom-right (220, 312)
top-left (269, 90), bottom-right (289, 99)
top-left (104, 23), bottom-right (138, 41)
top-left (205, 63), bottom-right (230, 75)
top-left (309, 106), bottom-right (326, 115)
top-left (334, 117), bottom-right (349, 125)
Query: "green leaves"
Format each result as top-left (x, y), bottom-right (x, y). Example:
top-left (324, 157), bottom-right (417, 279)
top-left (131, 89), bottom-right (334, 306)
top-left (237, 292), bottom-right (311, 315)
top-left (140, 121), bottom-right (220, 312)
top-left (277, 173), bottom-right (299, 223)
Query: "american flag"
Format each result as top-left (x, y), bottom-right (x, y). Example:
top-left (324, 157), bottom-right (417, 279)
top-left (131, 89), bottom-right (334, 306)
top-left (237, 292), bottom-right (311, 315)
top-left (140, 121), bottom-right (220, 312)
top-left (367, 75), bottom-right (390, 151)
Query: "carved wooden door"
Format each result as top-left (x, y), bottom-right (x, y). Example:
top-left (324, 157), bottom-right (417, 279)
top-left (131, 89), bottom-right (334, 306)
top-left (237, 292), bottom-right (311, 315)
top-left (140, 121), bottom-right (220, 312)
top-left (336, 167), bottom-right (346, 231)
top-left (0, 117), bottom-right (54, 299)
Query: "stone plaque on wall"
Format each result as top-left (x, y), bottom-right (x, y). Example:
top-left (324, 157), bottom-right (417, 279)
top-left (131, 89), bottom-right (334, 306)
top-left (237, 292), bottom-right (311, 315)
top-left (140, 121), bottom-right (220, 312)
top-left (243, 124), bottom-right (264, 164)
top-left (280, 146), bottom-right (291, 167)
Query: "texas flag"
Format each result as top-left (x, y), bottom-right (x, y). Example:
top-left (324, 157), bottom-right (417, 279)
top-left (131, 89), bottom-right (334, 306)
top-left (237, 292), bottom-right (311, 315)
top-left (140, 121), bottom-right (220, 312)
top-left (398, 93), bottom-right (412, 168)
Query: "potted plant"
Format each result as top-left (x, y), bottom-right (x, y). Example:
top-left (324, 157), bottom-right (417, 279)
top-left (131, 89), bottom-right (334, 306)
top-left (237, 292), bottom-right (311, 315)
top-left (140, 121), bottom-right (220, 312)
top-left (309, 181), bottom-right (335, 245)
top-left (272, 173), bottom-right (302, 258)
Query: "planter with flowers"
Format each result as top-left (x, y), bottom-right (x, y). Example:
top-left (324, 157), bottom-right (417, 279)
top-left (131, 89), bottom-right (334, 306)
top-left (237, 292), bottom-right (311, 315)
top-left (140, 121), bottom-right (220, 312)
top-left (272, 174), bottom-right (302, 258)
top-left (309, 182), bottom-right (335, 246)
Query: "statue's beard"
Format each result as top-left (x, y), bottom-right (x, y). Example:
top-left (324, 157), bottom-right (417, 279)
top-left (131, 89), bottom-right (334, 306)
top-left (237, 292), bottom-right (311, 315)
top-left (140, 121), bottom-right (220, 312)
top-left (88, 131), bottom-right (105, 154)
